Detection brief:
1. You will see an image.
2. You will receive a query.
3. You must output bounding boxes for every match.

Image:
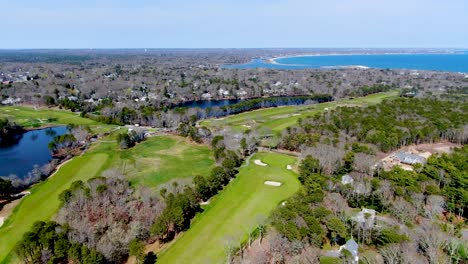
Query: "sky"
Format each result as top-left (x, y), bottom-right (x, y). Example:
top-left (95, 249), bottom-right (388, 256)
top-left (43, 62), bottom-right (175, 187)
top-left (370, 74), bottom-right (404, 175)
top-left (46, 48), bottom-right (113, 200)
top-left (2, 0), bottom-right (468, 49)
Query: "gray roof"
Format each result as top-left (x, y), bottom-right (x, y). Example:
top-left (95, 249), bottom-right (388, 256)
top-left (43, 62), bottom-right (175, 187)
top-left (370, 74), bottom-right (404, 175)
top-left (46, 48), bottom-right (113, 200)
top-left (343, 239), bottom-right (359, 256)
top-left (394, 151), bottom-right (426, 164)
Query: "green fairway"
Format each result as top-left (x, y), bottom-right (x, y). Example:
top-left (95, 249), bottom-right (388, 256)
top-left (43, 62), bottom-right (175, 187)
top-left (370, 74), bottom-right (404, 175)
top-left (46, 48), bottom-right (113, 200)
top-left (0, 134), bottom-right (214, 263)
top-left (158, 152), bottom-right (301, 264)
top-left (0, 153), bottom-right (109, 263)
top-left (112, 135), bottom-right (215, 187)
top-left (200, 90), bottom-right (399, 133)
top-left (0, 106), bottom-right (98, 127)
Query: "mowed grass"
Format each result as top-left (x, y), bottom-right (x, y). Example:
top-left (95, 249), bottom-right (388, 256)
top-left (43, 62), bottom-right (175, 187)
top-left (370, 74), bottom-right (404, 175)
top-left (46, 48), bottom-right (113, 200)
top-left (0, 134), bottom-right (214, 263)
top-left (201, 90), bottom-right (399, 133)
top-left (0, 106), bottom-right (97, 127)
top-left (114, 135), bottom-right (215, 187)
top-left (158, 152), bottom-right (301, 264)
top-left (0, 153), bottom-right (109, 263)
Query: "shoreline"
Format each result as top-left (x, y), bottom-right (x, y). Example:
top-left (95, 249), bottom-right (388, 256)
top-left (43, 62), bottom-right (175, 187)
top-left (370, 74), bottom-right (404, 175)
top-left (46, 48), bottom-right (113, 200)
top-left (267, 51), bottom-right (464, 64)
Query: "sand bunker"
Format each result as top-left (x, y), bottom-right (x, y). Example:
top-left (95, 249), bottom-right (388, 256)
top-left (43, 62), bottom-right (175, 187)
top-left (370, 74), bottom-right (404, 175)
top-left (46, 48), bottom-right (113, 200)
top-left (200, 201), bottom-right (210, 205)
top-left (0, 217), bottom-right (4, 228)
top-left (264, 181), bottom-right (282, 187)
top-left (254, 159), bottom-right (267, 166)
top-left (286, 165), bottom-right (292, 170)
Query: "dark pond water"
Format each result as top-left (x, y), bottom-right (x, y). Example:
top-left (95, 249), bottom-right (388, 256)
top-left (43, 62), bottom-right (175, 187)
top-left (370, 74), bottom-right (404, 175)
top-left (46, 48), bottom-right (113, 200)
top-left (0, 126), bottom-right (67, 179)
top-left (174, 98), bottom-right (244, 109)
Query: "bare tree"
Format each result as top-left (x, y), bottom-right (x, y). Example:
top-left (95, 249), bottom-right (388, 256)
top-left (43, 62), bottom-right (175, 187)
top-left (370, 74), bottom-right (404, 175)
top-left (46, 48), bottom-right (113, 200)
top-left (390, 197), bottom-right (418, 224)
top-left (417, 223), bottom-right (447, 264)
top-left (380, 243), bottom-right (402, 264)
top-left (302, 144), bottom-right (345, 175)
top-left (353, 153), bottom-right (377, 174)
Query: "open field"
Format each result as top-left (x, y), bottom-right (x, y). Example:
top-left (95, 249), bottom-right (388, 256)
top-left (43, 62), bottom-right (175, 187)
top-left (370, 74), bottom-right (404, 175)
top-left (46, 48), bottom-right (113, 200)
top-left (200, 90), bottom-right (399, 133)
top-left (158, 152), bottom-right (301, 264)
top-left (0, 133), bottom-right (213, 263)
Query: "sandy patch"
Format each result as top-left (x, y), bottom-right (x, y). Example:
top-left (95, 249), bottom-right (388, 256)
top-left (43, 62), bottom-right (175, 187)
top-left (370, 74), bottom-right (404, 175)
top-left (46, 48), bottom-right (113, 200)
top-left (200, 200), bottom-right (210, 205)
top-left (286, 165), bottom-right (292, 170)
top-left (0, 198), bottom-right (23, 227)
top-left (254, 159), bottom-right (267, 166)
top-left (264, 181), bottom-right (282, 187)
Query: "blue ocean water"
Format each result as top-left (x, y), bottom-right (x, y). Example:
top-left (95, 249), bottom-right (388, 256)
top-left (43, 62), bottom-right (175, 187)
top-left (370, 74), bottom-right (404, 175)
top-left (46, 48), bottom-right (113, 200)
top-left (223, 53), bottom-right (468, 73)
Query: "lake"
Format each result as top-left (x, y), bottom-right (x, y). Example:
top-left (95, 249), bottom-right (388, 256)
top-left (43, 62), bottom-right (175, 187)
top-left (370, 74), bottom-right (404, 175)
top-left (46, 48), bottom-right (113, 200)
top-left (0, 126), bottom-right (67, 179)
top-left (174, 98), bottom-right (244, 109)
top-left (223, 53), bottom-right (468, 72)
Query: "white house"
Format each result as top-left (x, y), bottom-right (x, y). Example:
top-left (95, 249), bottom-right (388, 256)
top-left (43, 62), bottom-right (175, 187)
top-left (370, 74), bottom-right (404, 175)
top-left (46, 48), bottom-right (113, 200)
top-left (340, 239), bottom-right (359, 263)
top-left (341, 174), bottom-right (354, 185)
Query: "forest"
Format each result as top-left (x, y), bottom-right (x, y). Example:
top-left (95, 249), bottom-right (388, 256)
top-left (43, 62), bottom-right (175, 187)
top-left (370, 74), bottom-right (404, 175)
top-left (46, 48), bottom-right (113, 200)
top-left (280, 98), bottom-right (468, 153)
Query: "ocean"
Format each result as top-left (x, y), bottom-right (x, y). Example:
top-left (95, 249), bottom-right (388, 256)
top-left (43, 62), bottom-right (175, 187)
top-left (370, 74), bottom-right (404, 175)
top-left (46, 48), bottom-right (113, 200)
top-left (223, 53), bottom-right (468, 73)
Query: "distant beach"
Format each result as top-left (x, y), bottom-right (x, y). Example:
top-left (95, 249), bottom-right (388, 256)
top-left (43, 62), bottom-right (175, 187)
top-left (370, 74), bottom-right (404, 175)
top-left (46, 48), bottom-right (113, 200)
top-left (224, 52), bottom-right (468, 72)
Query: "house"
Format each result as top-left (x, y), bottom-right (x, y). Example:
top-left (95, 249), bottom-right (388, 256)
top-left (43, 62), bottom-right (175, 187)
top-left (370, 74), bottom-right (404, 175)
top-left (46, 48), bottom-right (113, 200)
top-left (393, 151), bottom-right (426, 165)
top-left (339, 239), bottom-right (359, 263)
top-left (218, 88), bottom-right (230, 96)
top-left (341, 174), bottom-right (354, 185)
top-left (237, 90), bottom-right (247, 97)
top-left (201, 93), bottom-right (212, 99)
top-left (352, 208), bottom-right (376, 228)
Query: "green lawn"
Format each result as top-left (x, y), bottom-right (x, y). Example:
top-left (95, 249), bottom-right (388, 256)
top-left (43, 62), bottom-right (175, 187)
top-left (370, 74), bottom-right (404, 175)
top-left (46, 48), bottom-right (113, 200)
top-left (0, 153), bottom-right (109, 263)
top-left (0, 106), bottom-right (97, 127)
top-left (158, 152), bottom-right (301, 264)
top-left (111, 135), bottom-right (215, 187)
top-left (200, 90), bottom-right (399, 133)
top-left (0, 134), bottom-right (214, 263)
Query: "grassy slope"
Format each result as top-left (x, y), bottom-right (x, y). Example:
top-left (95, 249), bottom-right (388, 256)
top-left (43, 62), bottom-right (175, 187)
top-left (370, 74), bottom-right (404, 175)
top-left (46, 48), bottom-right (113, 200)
top-left (112, 135), bottom-right (215, 187)
top-left (0, 130), bottom-right (213, 262)
top-left (201, 90), bottom-right (399, 133)
top-left (0, 106), bottom-right (97, 127)
top-left (158, 152), bottom-right (301, 264)
top-left (0, 153), bottom-right (109, 263)
top-left (0, 105), bottom-right (214, 262)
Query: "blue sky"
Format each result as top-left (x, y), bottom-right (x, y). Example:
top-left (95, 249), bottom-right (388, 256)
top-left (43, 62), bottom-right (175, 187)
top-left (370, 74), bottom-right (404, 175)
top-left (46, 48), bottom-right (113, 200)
top-left (2, 0), bottom-right (468, 48)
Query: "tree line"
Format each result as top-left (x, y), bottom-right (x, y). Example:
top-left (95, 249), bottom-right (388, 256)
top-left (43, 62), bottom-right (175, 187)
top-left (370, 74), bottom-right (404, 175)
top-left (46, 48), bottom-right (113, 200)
top-left (280, 98), bottom-right (468, 152)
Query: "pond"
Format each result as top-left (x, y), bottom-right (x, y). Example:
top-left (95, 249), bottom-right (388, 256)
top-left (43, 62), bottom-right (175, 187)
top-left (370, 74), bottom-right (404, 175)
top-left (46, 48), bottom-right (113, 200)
top-left (174, 98), bottom-right (244, 109)
top-left (0, 126), bottom-right (67, 179)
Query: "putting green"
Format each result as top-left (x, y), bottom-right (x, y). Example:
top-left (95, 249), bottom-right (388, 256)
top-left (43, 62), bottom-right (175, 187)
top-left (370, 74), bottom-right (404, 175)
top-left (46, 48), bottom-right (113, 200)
top-left (158, 152), bottom-right (300, 264)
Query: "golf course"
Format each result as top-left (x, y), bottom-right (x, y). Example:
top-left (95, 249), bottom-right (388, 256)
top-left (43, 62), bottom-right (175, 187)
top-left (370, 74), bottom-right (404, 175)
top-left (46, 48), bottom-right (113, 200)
top-left (157, 152), bottom-right (301, 264)
top-left (0, 109), bottom-right (214, 263)
top-left (0, 106), bottom-right (98, 127)
top-left (200, 90), bottom-right (399, 133)
top-left (1, 91), bottom-right (397, 263)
